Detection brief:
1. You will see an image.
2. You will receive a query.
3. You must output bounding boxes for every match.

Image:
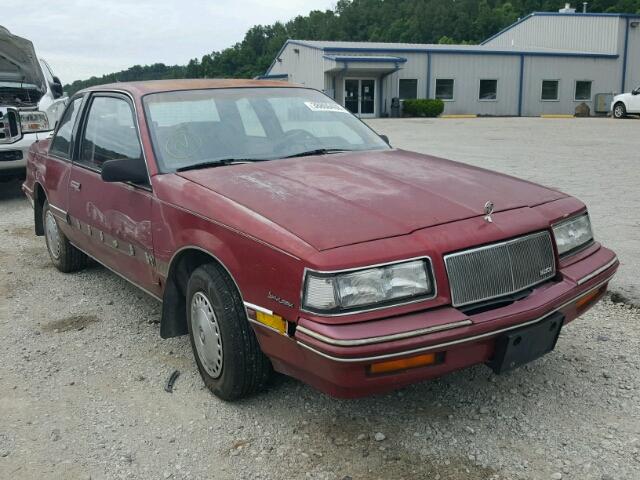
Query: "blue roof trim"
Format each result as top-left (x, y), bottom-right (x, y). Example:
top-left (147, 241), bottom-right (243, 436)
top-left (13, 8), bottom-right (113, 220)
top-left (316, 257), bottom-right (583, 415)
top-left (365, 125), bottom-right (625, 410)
top-left (321, 46), bottom-right (618, 59)
top-left (533, 12), bottom-right (640, 18)
top-left (481, 11), bottom-right (640, 45)
top-left (323, 55), bottom-right (407, 63)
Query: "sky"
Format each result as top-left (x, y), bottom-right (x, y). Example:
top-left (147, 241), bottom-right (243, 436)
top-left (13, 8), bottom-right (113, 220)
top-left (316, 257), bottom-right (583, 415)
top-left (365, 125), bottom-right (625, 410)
top-left (3, 0), bottom-right (335, 83)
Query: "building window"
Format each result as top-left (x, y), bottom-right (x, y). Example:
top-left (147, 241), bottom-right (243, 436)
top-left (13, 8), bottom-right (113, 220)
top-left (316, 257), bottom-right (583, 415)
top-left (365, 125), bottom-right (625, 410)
top-left (399, 79), bottom-right (418, 100)
top-left (435, 79), bottom-right (455, 101)
top-left (575, 81), bottom-right (592, 101)
top-left (541, 80), bottom-right (559, 101)
top-left (479, 79), bottom-right (498, 101)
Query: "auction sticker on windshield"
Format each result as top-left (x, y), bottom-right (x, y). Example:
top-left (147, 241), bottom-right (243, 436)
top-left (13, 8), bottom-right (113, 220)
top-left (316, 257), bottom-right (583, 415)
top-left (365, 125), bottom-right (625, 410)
top-left (304, 101), bottom-right (349, 113)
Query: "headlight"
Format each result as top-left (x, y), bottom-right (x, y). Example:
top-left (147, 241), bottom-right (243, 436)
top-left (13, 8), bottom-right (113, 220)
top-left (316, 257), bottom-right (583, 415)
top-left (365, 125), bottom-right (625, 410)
top-left (552, 213), bottom-right (593, 257)
top-left (20, 111), bottom-right (50, 133)
top-left (303, 259), bottom-right (435, 314)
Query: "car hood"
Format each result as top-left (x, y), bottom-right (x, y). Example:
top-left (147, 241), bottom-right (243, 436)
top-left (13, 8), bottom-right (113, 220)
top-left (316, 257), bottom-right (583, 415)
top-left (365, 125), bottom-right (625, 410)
top-left (178, 149), bottom-right (566, 251)
top-left (0, 26), bottom-right (46, 93)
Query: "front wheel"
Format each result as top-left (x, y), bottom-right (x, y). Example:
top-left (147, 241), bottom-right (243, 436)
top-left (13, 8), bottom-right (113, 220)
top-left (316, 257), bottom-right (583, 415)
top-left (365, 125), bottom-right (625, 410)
top-left (613, 102), bottom-right (627, 119)
top-left (186, 263), bottom-right (272, 401)
top-left (43, 201), bottom-right (87, 273)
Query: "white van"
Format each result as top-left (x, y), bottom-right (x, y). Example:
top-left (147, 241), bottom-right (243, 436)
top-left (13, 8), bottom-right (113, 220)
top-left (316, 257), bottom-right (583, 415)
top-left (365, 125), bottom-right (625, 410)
top-left (1, 26), bottom-right (67, 179)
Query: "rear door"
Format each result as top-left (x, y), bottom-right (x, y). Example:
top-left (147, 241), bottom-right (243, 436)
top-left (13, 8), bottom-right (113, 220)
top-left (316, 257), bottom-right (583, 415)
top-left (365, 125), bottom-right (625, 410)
top-left (67, 92), bottom-right (158, 295)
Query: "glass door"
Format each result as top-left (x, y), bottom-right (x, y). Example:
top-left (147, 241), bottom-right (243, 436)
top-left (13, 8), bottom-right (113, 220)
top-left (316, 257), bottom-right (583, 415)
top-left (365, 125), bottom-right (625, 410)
top-left (344, 79), bottom-right (360, 114)
top-left (360, 79), bottom-right (375, 116)
top-left (343, 78), bottom-right (376, 117)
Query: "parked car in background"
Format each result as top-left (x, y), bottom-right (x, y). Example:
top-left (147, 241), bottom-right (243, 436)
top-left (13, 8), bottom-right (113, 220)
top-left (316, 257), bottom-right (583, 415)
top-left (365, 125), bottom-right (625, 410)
top-left (23, 79), bottom-right (618, 400)
top-left (611, 86), bottom-right (640, 118)
top-left (1, 26), bottom-right (66, 179)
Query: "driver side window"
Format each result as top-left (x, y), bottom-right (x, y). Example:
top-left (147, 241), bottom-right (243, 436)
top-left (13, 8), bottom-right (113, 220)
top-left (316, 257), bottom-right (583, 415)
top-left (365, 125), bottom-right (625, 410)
top-left (77, 96), bottom-right (142, 171)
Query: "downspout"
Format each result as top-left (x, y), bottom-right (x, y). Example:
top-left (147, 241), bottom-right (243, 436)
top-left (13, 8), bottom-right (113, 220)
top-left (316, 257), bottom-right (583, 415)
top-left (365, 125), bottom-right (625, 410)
top-left (518, 54), bottom-right (525, 116)
top-left (621, 17), bottom-right (630, 93)
top-left (380, 65), bottom-right (402, 116)
top-left (426, 52), bottom-right (432, 98)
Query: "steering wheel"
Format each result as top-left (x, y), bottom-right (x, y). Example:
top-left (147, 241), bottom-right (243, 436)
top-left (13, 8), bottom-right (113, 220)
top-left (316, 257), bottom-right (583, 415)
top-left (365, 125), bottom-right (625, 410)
top-left (274, 129), bottom-right (317, 153)
top-left (163, 125), bottom-right (205, 162)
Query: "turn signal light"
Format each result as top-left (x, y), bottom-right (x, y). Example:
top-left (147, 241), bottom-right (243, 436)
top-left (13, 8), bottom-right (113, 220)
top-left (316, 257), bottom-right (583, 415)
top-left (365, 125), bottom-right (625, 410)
top-left (246, 308), bottom-right (288, 336)
top-left (368, 352), bottom-right (440, 375)
top-left (576, 284), bottom-right (607, 314)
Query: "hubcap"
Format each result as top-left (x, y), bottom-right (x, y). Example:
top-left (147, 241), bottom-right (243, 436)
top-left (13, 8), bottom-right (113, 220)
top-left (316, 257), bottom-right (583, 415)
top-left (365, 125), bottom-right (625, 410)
top-left (615, 106), bottom-right (624, 117)
top-left (45, 210), bottom-right (61, 260)
top-left (190, 291), bottom-right (223, 378)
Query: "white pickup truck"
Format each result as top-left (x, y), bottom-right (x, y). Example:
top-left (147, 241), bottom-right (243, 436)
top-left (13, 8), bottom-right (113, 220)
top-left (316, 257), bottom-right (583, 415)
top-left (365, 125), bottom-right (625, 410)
top-left (611, 86), bottom-right (640, 119)
top-left (0, 26), bottom-right (67, 179)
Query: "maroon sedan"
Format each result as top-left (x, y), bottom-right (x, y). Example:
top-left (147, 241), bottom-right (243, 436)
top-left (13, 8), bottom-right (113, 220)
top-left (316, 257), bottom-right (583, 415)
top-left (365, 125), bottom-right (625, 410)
top-left (23, 80), bottom-right (618, 400)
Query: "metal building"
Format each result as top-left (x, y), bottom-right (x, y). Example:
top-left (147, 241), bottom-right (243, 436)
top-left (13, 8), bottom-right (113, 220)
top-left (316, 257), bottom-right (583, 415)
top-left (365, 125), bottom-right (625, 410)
top-left (262, 10), bottom-right (640, 117)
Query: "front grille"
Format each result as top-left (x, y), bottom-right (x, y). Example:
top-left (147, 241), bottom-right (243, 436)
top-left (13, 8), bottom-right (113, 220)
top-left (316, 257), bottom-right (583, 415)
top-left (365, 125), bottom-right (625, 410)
top-left (444, 231), bottom-right (556, 307)
top-left (0, 107), bottom-right (21, 144)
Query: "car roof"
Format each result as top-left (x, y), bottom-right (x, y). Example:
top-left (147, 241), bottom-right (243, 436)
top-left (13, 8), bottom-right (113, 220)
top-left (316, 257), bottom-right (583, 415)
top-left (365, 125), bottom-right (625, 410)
top-left (79, 78), bottom-right (300, 97)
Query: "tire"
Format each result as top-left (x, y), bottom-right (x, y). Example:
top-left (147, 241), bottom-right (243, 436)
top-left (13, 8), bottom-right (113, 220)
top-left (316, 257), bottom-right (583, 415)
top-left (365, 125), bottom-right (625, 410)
top-left (43, 201), bottom-right (87, 273)
top-left (613, 102), bottom-right (627, 119)
top-left (186, 263), bottom-right (272, 401)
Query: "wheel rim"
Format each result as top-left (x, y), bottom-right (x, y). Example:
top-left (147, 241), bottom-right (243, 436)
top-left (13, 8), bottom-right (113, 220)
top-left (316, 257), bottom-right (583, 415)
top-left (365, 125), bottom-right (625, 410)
top-left (190, 291), bottom-right (223, 378)
top-left (45, 210), bottom-right (61, 260)
top-left (615, 105), bottom-right (624, 117)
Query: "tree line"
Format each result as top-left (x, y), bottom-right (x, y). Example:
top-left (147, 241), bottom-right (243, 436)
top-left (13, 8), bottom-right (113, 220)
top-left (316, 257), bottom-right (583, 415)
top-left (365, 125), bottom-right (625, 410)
top-left (64, 0), bottom-right (640, 94)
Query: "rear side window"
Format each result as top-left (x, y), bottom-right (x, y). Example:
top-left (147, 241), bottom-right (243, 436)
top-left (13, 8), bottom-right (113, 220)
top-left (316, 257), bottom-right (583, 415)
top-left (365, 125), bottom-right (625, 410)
top-left (77, 96), bottom-right (142, 171)
top-left (50, 97), bottom-right (83, 159)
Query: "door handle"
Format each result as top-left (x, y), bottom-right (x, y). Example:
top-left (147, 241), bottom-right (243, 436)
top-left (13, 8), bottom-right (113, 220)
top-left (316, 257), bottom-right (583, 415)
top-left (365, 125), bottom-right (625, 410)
top-left (70, 180), bottom-right (82, 191)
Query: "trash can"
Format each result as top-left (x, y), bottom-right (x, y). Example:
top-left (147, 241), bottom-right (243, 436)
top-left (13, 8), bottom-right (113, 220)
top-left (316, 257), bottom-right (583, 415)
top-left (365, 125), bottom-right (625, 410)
top-left (391, 97), bottom-right (401, 118)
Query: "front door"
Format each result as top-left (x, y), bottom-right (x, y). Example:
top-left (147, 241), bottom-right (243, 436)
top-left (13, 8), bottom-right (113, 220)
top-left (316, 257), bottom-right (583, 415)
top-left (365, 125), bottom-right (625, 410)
top-left (344, 78), bottom-right (376, 117)
top-left (67, 93), bottom-right (157, 294)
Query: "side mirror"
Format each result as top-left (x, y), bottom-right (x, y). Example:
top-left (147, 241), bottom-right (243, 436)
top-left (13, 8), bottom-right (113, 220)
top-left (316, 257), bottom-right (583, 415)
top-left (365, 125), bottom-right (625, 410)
top-left (379, 134), bottom-right (391, 145)
top-left (101, 158), bottom-right (148, 184)
top-left (51, 76), bottom-right (64, 99)
top-left (632, 89), bottom-right (639, 96)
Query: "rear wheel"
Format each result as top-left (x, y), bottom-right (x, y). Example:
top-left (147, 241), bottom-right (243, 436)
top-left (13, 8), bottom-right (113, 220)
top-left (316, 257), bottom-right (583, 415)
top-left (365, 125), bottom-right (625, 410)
top-left (43, 201), bottom-right (87, 272)
top-left (613, 102), bottom-right (627, 119)
top-left (186, 263), bottom-right (272, 401)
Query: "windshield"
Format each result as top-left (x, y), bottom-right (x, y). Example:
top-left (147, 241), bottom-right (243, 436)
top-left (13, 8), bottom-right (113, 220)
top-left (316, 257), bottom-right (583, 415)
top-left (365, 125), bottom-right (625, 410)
top-left (143, 87), bottom-right (390, 172)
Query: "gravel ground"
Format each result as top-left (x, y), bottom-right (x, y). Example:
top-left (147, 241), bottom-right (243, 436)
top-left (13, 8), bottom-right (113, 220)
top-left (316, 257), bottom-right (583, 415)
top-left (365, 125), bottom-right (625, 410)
top-left (1, 118), bottom-right (639, 480)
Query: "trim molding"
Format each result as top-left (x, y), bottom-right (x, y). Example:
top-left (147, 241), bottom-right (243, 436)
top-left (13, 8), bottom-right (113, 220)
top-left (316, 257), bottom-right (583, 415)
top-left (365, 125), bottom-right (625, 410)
top-left (577, 256), bottom-right (618, 286)
top-left (244, 302), bottom-right (273, 315)
top-left (296, 319), bottom-right (472, 347)
top-left (297, 275), bottom-right (614, 363)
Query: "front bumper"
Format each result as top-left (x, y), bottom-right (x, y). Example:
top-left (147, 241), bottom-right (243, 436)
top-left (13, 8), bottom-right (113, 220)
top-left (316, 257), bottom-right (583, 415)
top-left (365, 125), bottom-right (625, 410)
top-left (253, 245), bottom-right (618, 398)
top-left (0, 132), bottom-right (42, 175)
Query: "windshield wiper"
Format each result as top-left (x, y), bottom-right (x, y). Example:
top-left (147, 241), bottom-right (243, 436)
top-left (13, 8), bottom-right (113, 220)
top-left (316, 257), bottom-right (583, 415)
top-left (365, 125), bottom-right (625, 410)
top-left (176, 159), bottom-right (255, 172)
top-left (284, 148), bottom-right (352, 159)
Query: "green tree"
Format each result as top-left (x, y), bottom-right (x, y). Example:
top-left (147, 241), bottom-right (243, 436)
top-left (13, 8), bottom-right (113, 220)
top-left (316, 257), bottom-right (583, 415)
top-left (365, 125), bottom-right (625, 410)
top-left (65, 0), bottom-right (640, 94)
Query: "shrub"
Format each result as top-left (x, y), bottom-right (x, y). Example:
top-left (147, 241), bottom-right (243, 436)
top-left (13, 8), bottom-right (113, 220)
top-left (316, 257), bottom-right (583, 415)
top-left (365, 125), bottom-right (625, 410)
top-left (402, 98), bottom-right (445, 117)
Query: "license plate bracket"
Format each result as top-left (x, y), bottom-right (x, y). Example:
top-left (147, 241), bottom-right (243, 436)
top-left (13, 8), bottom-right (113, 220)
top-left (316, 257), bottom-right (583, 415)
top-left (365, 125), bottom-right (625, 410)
top-left (488, 312), bottom-right (564, 374)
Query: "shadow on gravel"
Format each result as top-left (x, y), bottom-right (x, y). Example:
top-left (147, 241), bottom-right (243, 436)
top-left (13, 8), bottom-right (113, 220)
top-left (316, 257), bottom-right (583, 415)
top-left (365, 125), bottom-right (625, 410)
top-left (0, 179), bottom-right (24, 202)
top-left (42, 314), bottom-right (100, 333)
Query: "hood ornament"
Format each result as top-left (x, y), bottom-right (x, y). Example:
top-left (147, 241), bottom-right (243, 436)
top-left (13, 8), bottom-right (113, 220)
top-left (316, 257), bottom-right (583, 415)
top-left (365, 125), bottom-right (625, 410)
top-left (484, 201), bottom-right (494, 223)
